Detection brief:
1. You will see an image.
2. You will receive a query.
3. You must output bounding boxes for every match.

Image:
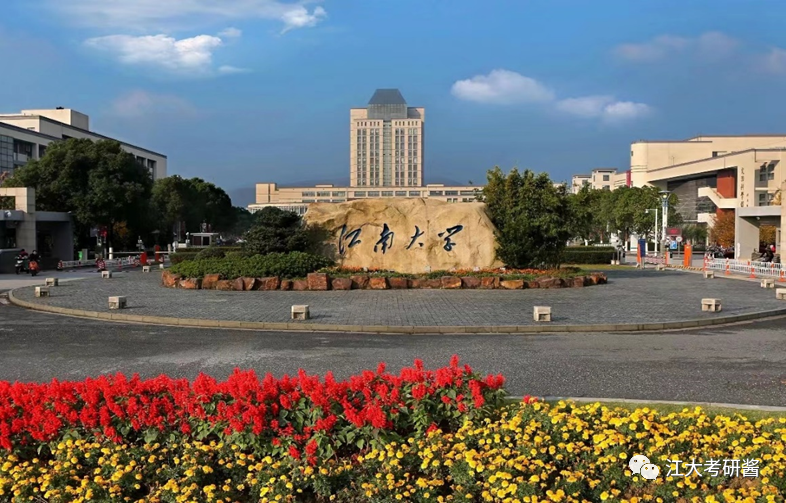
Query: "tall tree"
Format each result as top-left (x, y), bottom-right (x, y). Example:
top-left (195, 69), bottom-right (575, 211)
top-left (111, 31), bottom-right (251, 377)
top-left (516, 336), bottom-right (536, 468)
top-left (479, 167), bottom-right (572, 268)
top-left (710, 211), bottom-right (735, 247)
top-left (5, 138), bottom-right (153, 248)
top-left (151, 176), bottom-right (238, 242)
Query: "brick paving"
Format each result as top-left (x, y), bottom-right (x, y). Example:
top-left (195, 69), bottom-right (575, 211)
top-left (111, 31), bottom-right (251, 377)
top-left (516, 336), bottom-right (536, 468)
top-left (11, 268), bottom-right (786, 326)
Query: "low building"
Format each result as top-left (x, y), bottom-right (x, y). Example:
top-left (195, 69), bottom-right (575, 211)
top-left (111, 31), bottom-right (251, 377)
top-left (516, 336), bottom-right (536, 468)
top-left (0, 187), bottom-right (73, 272)
top-left (0, 108), bottom-right (167, 179)
top-left (570, 169), bottom-right (630, 193)
top-left (249, 182), bottom-right (483, 215)
top-left (629, 134), bottom-right (786, 256)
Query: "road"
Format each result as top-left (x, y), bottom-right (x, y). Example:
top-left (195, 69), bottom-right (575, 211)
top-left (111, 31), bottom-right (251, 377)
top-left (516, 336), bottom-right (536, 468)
top-left (1, 303), bottom-right (786, 406)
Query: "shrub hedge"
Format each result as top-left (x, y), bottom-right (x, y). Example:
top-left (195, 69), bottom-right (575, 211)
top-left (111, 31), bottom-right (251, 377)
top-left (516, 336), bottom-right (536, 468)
top-left (170, 247), bottom-right (244, 265)
top-left (562, 246), bottom-right (616, 264)
top-left (169, 252), bottom-right (334, 279)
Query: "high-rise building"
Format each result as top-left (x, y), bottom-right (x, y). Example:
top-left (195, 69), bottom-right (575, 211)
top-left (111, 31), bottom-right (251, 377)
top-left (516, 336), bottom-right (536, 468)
top-left (350, 89), bottom-right (424, 187)
top-left (249, 89), bottom-right (482, 214)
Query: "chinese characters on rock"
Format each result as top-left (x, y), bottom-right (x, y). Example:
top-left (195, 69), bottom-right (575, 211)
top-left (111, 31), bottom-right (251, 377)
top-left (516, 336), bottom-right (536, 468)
top-left (339, 224), bottom-right (464, 256)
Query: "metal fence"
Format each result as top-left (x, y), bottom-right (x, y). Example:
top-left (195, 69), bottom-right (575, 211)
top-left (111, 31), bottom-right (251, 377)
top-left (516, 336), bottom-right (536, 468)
top-left (58, 254), bottom-right (170, 270)
top-left (704, 258), bottom-right (785, 280)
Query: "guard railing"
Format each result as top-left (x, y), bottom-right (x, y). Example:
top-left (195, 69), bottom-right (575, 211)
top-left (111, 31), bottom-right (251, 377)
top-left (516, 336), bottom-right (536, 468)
top-left (704, 257), bottom-right (785, 280)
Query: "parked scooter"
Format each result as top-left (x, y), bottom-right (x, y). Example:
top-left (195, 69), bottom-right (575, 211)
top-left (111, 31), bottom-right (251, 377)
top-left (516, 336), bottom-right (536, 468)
top-left (14, 255), bottom-right (28, 275)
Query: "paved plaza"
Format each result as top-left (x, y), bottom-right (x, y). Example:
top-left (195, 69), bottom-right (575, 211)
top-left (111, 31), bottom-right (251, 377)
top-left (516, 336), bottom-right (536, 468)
top-left (1, 303), bottom-right (785, 406)
top-left (9, 268), bottom-right (786, 327)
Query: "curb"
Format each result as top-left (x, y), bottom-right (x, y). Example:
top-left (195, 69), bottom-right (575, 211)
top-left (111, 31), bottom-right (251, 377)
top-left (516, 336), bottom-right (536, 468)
top-left (508, 396), bottom-right (786, 412)
top-left (8, 288), bottom-right (786, 334)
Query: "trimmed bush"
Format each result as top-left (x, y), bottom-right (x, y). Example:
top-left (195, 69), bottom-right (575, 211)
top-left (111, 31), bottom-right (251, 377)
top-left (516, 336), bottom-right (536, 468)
top-left (562, 246), bottom-right (616, 264)
top-left (170, 246), bottom-right (244, 265)
top-left (169, 251), bottom-right (333, 279)
top-left (195, 246), bottom-right (228, 260)
top-left (169, 251), bottom-right (200, 265)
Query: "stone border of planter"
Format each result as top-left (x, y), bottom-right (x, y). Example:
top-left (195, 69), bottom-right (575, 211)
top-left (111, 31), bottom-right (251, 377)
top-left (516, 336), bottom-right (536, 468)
top-left (161, 271), bottom-right (608, 291)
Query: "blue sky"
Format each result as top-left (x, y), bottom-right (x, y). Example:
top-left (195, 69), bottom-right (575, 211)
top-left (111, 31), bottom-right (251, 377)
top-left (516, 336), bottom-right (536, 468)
top-left (3, 0), bottom-right (786, 205)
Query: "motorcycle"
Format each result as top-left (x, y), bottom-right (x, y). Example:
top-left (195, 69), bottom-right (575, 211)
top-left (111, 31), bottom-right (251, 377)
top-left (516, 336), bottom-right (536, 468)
top-left (14, 255), bottom-right (28, 274)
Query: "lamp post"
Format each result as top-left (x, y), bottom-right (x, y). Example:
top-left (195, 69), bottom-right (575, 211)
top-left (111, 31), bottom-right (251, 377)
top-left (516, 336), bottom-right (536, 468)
top-left (660, 190), bottom-right (671, 257)
top-left (645, 208), bottom-right (659, 255)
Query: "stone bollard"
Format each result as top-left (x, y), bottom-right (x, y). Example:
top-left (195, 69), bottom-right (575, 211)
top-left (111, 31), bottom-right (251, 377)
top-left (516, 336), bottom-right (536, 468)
top-left (704, 271), bottom-right (714, 279)
top-left (45, 278), bottom-right (59, 287)
top-left (761, 279), bottom-right (775, 289)
top-left (35, 286), bottom-right (50, 298)
top-left (533, 306), bottom-right (552, 322)
top-left (143, 266), bottom-right (151, 273)
top-left (102, 271), bottom-right (112, 279)
top-left (159, 263), bottom-right (165, 270)
top-left (291, 305), bottom-right (310, 320)
top-left (776, 288), bottom-right (786, 301)
top-left (108, 296), bottom-right (127, 310)
top-left (701, 298), bottom-right (722, 312)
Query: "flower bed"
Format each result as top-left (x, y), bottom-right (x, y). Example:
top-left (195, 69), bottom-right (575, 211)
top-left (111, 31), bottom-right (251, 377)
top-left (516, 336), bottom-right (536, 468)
top-left (2, 365), bottom-right (785, 502)
top-left (162, 267), bottom-right (608, 291)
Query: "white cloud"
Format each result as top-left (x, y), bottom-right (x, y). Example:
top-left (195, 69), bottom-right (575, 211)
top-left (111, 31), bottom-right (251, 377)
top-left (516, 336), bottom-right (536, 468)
top-left (85, 34), bottom-right (222, 74)
top-left (602, 101), bottom-right (652, 122)
top-left (759, 47), bottom-right (786, 74)
top-left (614, 31), bottom-right (738, 62)
top-left (556, 95), bottom-right (650, 122)
top-left (109, 90), bottom-right (197, 119)
top-left (84, 30), bottom-right (249, 76)
top-left (452, 69), bottom-right (651, 123)
top-left (450, 69), bottom-right (555, 104)
top-left (218, 65), bottom-right (251, 74)
top-left (49, 0), bottom-right (328, 33)
top-left (218, 27), bottom-right (242, 38)
top-left (280, 6), bottom-right (327, 33)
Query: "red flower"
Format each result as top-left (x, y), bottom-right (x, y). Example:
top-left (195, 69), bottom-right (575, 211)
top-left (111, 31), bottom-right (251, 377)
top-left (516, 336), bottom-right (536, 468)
top-left (305, 440), bottom-right (318, 457)
top-left (289, 445), bottom-right (301, 459)
top-left (441, 396), bottom-right (451, 404)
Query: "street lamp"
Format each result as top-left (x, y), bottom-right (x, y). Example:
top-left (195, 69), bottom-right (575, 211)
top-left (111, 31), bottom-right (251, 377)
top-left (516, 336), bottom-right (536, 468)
top-left (659, 191), bottom-right (671, 256)
top-left (645, 208), bottom-right (659, 255)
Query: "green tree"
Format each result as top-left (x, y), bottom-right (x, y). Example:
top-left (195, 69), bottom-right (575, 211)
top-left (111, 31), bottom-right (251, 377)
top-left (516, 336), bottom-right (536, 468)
top-left (151, 176), bottom-right (238, 243)
top-left (243, 207), bottom-right (328, 256)
top-left (5, 138), bottom-right (153, 248)
top-left (479, 167), bottom-right (572, 268)
top-left (229, 207), bottom-right (254, 237)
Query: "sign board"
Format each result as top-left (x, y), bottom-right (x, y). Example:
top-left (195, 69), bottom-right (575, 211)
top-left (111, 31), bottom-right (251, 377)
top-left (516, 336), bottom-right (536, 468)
top-left (666, 227), bottom-right (681, 237)
top-left (676, 236), bottom-right (683, 243)
top-left (670, 240), bottom-right (678, 250)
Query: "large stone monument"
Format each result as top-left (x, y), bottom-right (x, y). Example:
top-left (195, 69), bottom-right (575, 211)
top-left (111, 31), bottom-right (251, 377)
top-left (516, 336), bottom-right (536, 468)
top-left (304, 198), bottom-right (502, 274)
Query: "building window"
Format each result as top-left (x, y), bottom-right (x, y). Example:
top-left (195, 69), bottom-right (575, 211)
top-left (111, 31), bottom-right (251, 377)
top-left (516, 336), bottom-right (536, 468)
top-left (460, 190), bottom-right (475, 196)
top-left (444, 190), bottom-right (458, 196)
top-left (317, 199), bottom-right (330, 203)
top-left (147, 159), bottom-right (156, 176)
top-left (353, 191), bottom-right (366, 197)
top-left (602, 185), bottom-right (610, 191)
top-left (602, 174), bottom-right (610, 182)
top-left (381, 191), bottom-right (393, 196)
top-left (409, 191), bottom-right (420, 196)
top-left (38, 145), bottom-right (47, 158)
top-left (317, 191), bottom-right (331, 197)
top-left (302, 192), bottom-right (315, 197)
top-left (302, 199), bottom-right (315, 203)
top-left (429, 191), bottom-right (443, 196)
top-left (332, 191), bottom-right (346, 197)
top-left (368, 191), bottom-right (380, 197)
top-left (395, 191), bottom-right (407, 196)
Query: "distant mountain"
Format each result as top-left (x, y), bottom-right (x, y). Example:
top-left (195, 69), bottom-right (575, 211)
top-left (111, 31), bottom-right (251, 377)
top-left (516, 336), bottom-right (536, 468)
top-left (228, 187), bottom-right (256, 208)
